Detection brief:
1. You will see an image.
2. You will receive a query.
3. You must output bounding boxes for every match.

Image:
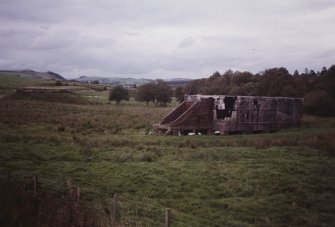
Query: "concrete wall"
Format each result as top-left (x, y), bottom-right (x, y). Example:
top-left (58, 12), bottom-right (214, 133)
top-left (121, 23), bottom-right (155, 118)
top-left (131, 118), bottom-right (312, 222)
top-left (155, 95), bottom-right (303, 135)
top-left (216, 96), bottom-right (303, 135)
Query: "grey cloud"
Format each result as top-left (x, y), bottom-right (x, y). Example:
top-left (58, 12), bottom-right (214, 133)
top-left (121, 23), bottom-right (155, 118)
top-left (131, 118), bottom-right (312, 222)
top-left (178, 37), bottom-right (196, 48)
top-left (315, 48), bottom-right (335, 59)
top-left (0, 0), bottom-right (335, 78)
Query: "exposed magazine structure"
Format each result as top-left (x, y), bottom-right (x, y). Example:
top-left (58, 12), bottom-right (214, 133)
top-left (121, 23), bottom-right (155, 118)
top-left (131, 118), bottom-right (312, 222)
top-left (154, 95), bottom-right (303, 135)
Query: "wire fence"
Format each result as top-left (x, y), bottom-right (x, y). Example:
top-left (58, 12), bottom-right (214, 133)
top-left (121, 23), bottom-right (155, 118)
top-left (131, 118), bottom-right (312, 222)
top-left (119, 198), bottom-right (166, 226)
top-left (118, 197), bottom-right (225, 227)
top-left (0, 171), bottom-right (225, 227)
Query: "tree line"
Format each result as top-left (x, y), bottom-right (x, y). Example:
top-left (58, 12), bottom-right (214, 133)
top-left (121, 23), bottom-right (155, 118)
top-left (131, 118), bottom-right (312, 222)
top-left (109, 64), bottom-right (335, 116)
top-left (183, 65), bottom-right (335, 116)
top-left (109, 79), bottom-right (173, 106)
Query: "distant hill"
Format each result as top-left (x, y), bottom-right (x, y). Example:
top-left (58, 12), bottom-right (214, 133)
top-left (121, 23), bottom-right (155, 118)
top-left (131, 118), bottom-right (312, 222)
top-left (164, 78), bottom-right (192, 87)
top-left (75, 76), bottom-right (153, 86)
top-left (0, 70), bottom-right (65, 81)
top-left (75, 76), bottom-right (192, 87)
top-left (0, 70), bottom-right (192, 86)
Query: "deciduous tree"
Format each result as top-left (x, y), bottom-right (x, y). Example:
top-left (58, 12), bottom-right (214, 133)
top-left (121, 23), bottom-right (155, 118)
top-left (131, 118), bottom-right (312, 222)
top-left (175, 86), bottom-right (185, 103)
top-left (155, 80), bottom-right (173, 106)
top-left (136, 83), bottom-right (156, 106)
top-left (109, 85), bottom-right (129, 105)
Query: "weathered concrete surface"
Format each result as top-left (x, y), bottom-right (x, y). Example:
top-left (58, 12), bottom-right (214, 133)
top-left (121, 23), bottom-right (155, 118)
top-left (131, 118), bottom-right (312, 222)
top-left (154, 95), bottom-right (303, 135)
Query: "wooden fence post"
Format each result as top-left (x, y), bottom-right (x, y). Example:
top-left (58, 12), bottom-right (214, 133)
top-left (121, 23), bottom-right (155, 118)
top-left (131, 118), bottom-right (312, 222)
top-left (76, 187), bottom-right (80, 202)
top-left (33, 176), bottom-right (37, 197)
top-left (7, 171), bottom-right (11, 185)
top-left (67, 179), bottom-right (73, 198)
top-left (7, 171), bottom-right (11, 192)
top-left (111, 194), bottom-right (118, 225)
top-left (165, 208), bottom-right (170, 227)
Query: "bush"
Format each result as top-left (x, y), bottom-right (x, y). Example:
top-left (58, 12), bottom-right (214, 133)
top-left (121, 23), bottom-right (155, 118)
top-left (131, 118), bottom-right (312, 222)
top-left (109, 86), bottom-right (129, 105)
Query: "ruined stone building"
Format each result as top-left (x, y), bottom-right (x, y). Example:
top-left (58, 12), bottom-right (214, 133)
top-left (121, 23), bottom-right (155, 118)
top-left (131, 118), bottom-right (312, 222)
top-left (154, 95), bottom-right (303, 135)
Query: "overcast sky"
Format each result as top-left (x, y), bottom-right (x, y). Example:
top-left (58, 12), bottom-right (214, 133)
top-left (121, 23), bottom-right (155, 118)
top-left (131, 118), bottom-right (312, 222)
top-left (1, 0), bottom-right (335, 79)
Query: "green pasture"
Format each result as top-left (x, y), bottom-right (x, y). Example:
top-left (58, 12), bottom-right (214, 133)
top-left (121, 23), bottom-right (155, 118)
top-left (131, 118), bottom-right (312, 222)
top-left (0, 79), bottom-right (334, 226)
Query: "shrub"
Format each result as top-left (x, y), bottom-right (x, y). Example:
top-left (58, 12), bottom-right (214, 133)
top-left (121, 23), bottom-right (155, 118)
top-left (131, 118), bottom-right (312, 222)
top-left (108, 86), bottom-right (129, 105)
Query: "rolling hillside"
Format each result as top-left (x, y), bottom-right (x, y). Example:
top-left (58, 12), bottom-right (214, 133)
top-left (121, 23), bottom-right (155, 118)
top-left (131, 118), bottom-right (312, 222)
top-left (0, 70), bottom-right (63, 96)
top-left (75, 76), bottom-right (192, 87)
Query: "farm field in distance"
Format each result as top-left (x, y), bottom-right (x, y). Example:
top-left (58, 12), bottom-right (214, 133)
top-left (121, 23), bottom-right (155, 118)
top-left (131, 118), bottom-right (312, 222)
top-left (0, 73), bottom-right (335, 226)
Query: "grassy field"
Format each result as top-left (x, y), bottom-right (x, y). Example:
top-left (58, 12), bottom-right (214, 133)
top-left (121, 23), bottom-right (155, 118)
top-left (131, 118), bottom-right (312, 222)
top-left (0, 72), bottom-right (54, 97)
top-left (0, 76), bottom-right (335, 226)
